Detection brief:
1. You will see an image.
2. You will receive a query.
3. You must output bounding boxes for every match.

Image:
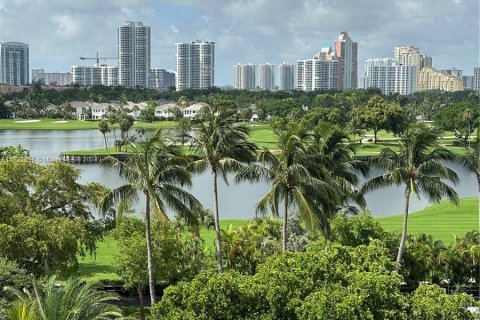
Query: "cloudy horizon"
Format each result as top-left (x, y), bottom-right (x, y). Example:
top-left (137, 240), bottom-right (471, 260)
top-left (0, 0), bottom-right (478, 86)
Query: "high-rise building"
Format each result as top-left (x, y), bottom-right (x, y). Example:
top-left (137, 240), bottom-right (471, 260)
top-left (463, 75), bottom-right (474, 90)
top-left (0, 42), bottom-right (29, 85)
top-left (474, 67), bottom-right (480, 92)
top-left (150, 68), bottom-right (176, 91)
top-left (31, 68), bottom-right (72, 85)
top-left (233, 63), bottom-right (256, 90)
top-left (297, 59), bottom-right (339, 91)
top-left (279, 62), bottom-right (295, 91)
top-left (394, 46), bottom-right (421, 68)
top-left (417, 67), bottom-right (464, 92)
top-left (420, 54), bottom-right (432, 69)
top-left (442, 68), bottom-right (463, 78)
top-left (259, 63), bottom-right (275, 90)
top-left (175, 41), bottom-right (215, 91)
top-left (118, 21), bottom-right (151, 88)
top-left (334, 32), bottom-right (357, 89)
top-left (31, 68), bottom-right (44, 83)
top-left (71, 65), bottom-right (118, 86)
top-left (364, 58), bottom-right (417, 95)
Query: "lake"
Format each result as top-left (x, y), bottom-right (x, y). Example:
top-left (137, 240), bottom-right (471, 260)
top-left (0, 129), bottom-right (476, 218)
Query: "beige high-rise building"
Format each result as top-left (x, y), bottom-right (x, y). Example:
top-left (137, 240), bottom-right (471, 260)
top-left (417, 67), bottom-right (464, 92)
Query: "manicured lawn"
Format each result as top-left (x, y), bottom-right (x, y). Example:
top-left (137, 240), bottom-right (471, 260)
top-left (249, 124), bottom-right (278, 149)
top-left (78, 235), bottom-right (119, 281)
top-left (0, 118), bottom-right (176, 130)
top-left (78, 219), bottom-right (248, 282)
top-left (62, 146), bottom-right (128, 156)
top-left (378, 197), bottom-right (478, 245)
top-left (80, 198), bottom-right (478, 281)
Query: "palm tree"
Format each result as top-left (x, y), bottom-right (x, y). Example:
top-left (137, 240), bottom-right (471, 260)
top-left (99, 129), bottom-right (201, 304)
top-left (98, 120), bottom-right (110, 150)
top-left (362, 125), bottom-right (459, 271)
top-left (176, 118), bottom-right (192, 145)
top-left (307, 124), bottom-right (368, 219)
top-left (187, 104), bottom-right (256, 273)
top-left (6, 276), bottom-right (122, 320)
top-left (236, 123), bottom-right (338, 251)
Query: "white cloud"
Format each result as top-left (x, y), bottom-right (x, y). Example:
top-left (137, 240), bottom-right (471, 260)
top-left (0, 0), bottom-right (477, 85)
top-left (51, 14), bottom-right (80, 38)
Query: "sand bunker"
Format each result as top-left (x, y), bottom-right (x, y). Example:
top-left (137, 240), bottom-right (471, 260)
top-left (52, 121), bottom-right (68, 123)
top-left (14, 120), bottom-right (41, 123)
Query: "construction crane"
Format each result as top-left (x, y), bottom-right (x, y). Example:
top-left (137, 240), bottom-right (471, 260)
top-left (79, 52), bottom-right (118, 64)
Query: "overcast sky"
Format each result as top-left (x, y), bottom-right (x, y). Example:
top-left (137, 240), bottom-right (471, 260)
top-left (0, 0), bottom-right (478, 86)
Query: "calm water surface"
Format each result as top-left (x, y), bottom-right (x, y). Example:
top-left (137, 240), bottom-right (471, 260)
top-left (0, 129), bottom-right (476, 218)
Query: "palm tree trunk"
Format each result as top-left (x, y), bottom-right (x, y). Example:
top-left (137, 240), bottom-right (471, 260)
top-left (145, 193), bottom-right (156, 304)
top-left (396, 191), bottom-right (410, 271)
top-left (282, 193), bottom-right (289, 252)
top-left (212, 168), bottom-right (224, 273)
top-left (138, 283), bottom-right (145, 320)
top-left (477, 173), bottom-right (480, 298)
top-left (103, 133), bottom-right (108, 150)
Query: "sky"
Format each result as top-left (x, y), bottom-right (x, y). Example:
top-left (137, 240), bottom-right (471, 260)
top-left (0, 0), bottom-right (478, 86)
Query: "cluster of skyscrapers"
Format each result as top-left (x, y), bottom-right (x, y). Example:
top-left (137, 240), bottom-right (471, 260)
top-left (60, 21), bottom-right (212, 91)
top-left (364, 45), bottom-right (465, 94)
top-left (234, 32), bottom-right (358, 91)
top-left (1, 24), bottom-right (480, 94)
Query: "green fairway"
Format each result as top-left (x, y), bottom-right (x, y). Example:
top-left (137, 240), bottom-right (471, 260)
top-left (0, 118), bottom-right (176, 130)
top-left (79, 198), bottom-right (479, 282)
top-left (248, 124), bottom-right (278, 149)
top-left (62, 146), bottom-right (128, 156)
top-left (78, 219), bottom-right (248, 282)
top-left (378, 197), bottom-right (479, 245)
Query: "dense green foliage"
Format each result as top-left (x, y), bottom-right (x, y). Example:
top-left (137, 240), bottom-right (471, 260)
top-left (5, 276), bottom-right (122, 320)
top-left (0, 161), bottom-right (106, 276)
top-left (149, 239), bottom-right (479, 319)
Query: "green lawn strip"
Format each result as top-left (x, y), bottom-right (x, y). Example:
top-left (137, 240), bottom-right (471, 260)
top-left (62, 146), bottom-right (128, 156)
top-left (78, 219), bottom-right (249, 282)
top-left (0, 118), bottom-right (176, 130)
top-left (377, 198), bottom-right (478, 245)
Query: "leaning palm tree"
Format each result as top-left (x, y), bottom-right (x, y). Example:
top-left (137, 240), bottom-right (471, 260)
top-left (362, 125), bottom-right (459, 271)
top-left (187, 104), bottom-right (256, 273)
top-left (6, 276), bottom-right (122, 320)
top-left (99, 129), bottom-right (201, 304)
top-left (236, 123), bottom-right (338, 251)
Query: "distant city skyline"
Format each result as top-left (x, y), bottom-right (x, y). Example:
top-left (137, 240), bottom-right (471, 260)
top-left (0, 0), bottom-right (478, 85)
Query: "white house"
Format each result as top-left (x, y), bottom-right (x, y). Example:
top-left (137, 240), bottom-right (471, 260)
top-left (155, 102), bottom-right (178, 118)
top-left (183, 102), bottom-right (208, 119)
top-left (90, 103), bottom-right (112, 120)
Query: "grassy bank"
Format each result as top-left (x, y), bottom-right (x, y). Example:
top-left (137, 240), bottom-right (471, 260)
top-left (378, 197), bottom-right (478, 245)
top-left (78, 219), bottom-right (247, 282)
top-left (0, 118), bottom-right (176, 130)
top-left (79, 199), bottom-right (477, 282)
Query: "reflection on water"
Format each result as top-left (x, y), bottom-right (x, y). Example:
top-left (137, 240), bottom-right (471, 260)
top-left (0, 129), bottom-right (476, 218)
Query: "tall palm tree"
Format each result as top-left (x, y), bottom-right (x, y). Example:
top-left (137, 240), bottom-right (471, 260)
top-left (98, 120), bottom-right (110, 150)
top-left (99, 129), bottom-right (201, 304)
top-left (236, 123), bottom-right (338, 251)
top-left (187, 104), bottom-right (256, 273)
top-left (362, 125), bottom-right (459, 271)
top-left (307, 124), bottom-right (368, 218)
top-left (462, 124), bottom-right (479, 198)
top-left (6, 276), bottom-right (122, 320)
